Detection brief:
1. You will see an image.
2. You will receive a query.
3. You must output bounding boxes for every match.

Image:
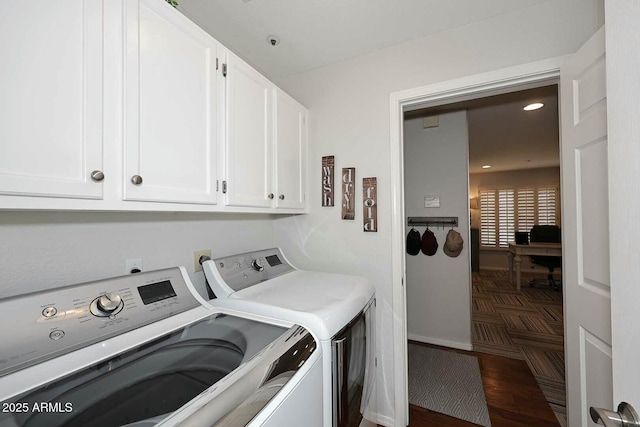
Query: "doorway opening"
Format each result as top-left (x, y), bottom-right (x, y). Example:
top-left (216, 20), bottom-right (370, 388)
top-left (389, 58), bottom-right (566, 427)
top-left (402, 84), bottom-right (565, 425)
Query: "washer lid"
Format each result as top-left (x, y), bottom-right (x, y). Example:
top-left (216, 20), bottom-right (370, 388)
top-left (211, 270), bottom-right (374, 340)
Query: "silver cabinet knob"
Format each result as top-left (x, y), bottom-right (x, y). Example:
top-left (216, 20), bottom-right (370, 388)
top-left (279, 194), bottom-right (285, 200)
top-left (91, 170), bottom-right (105, 182)
top-left (590, 402), bottom-right (640, 427)
top-left (268, 193), bottom-right (274, 199)
top-left (131, 175), bottom-right (143, 185)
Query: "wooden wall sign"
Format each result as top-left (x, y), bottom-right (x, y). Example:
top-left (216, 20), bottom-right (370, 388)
top-left (341, 167), bottom-right (355, 220)
top-left (321, 156), bottom-right (335, 207)
top-left (363, 177), bottom-right (378, 232)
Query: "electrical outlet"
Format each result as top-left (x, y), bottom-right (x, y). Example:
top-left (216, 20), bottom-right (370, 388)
top-left (126, 258), bottom-right (143, 274)
top-left (193, 249), bottom-right (212, 272)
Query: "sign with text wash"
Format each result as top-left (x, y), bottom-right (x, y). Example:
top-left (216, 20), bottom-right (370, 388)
top-left (322, 156), bottom-right (335, 206)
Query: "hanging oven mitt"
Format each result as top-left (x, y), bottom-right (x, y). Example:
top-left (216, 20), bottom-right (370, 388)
top-left (406, 228), bottom-right (421, 256)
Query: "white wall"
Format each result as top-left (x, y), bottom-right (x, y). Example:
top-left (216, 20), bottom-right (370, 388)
top-left (404, 112), bottom-right (471, 349)
top-left (0, 211), bottom-right (276, 300)
top-left (470, 166), bottom-right (561, 270)
top-left (274, 1), bottom-right (602, 424)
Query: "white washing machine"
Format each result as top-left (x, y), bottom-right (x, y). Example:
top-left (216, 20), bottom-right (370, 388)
top-left (0, 267), bottom-right (323, 427)
top-left (201, 248), bottom-right (376, 427)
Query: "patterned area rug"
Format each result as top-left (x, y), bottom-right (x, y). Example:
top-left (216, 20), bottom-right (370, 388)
top-left (472, 270), bottom-right (566, 426)
top-left (408, 343), bottom-right (491, 427)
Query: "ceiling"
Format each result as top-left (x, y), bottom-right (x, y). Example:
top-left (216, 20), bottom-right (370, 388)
top-left (405, 85), bottom-right (560, 174)
top-left (177, 0), bottom-right (547, 80)
top-left (175, 1), bottom-right (560, 175)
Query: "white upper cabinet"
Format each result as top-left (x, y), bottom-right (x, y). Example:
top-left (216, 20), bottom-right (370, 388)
top-left (0, 0), bottom-right (307, 213)
top-left (274, 89), bottom-right (307, 210)
top-left (224, 53), bottom-right (308, 212)
top-left (123, 0), bottom-right (219, 205)
top-left (0, 0), bottom-right (104, 200)
top-left (225, 53), bottom-right (273, 208)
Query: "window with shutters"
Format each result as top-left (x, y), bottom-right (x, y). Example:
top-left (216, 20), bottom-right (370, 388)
top-left (498, 189), bottom-right (515, 247)
top-left (537, 186), bottom-right (558, 225)
top-left (479, 190), bottom-right (496, 246)
top-left (479, 185), bottom-right (559, 248)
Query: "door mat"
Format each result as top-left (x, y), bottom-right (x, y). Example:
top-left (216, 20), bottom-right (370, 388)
top-left (408, 343), bottom-right (491, 426)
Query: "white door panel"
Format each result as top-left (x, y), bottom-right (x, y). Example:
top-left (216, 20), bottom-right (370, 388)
top-left (561, 26), bottom-right (612, 427)
top-left (274, 90), bottom-right (307, 210)
top-left (225, 54), bottom-right (272, 208)
top-left (0, 0), bottom-right (103, 199)
top-left (124, 0), bottom-right (218, 204)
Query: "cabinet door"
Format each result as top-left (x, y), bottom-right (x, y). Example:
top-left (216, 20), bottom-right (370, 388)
top-left (225, 53), bottom-right (272, 208)
top-left (124, 0), bottom-right (218, 204)
top-left (274, 89), bottom-right (307, 210)
top-left (0, 0), bottom-right (104, 199)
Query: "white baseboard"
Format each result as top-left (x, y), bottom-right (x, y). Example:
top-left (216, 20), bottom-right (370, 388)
top-left (479, 266), bottom-right (561, 274)
top-left (407, 333), bottom-right (473, 351)
top-left (364, 413), bottom-right (395, 427)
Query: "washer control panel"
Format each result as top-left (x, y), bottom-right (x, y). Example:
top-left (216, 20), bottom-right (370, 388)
top-left (0, 267), bottom-right (199, 377)
top-left (213, 248), bottom-right (295, 292)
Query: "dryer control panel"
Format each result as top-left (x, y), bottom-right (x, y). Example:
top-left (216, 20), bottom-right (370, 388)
top-left (211, 248), bottom-right (295, 294)
top-left (0, 267), bottom-right (200, 377)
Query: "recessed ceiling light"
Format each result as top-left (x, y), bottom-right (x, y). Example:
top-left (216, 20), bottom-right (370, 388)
top-left (482, 165), bottom-right (491, 169)
top-left (523, 102), bottom-right (544, 111)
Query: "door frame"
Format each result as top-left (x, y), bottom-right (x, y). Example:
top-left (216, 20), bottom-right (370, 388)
top-left (388, 56), bottom-right (566, 426)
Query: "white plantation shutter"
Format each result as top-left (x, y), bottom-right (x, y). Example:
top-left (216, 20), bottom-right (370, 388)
top-left (498, 189), bottom-right (515, 247)
top-left (479, 185), bottom-right (559, 248)
top-left (538, 187), bottom-right (557, 225)
top-left (517, 188), bottom-right (535, 232)
top-left (480, 190), bottom-right (496, 246)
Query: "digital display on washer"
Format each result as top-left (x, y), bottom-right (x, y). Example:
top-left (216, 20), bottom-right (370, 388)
top-left (137, 280), bottom-right (177, 305)
top-left (265, 255), bottom-right (282, 267)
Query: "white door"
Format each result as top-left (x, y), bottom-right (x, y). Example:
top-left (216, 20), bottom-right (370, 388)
top-left (225, 53), bottom-right (273, 208)
top-left (274, 89), bottom-right (307, 210)
top-left (0, 0), bottom-right (104, 199)
top-left (124, 0), bottom-right (218, 205)
top-left (561, 27), bottom-right (613, 427)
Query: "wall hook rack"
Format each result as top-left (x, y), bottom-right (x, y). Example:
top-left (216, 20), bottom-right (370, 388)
top-left (407, 216), bottom-right (458, 228)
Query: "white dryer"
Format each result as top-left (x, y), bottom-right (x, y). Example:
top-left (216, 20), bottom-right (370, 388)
top-left (201, 248), bottom-right (376, 427)
top-left (0, 267), bottom-right (323, 427)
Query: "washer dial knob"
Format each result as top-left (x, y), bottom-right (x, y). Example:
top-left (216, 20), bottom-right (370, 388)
top-left (251, 259), bottom-right (265, 272)
top-left (90, 292), bottom-right (124, 317)
top-left (98, 293), bottom-right (122, 312)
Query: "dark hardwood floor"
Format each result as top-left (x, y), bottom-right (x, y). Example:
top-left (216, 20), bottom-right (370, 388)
top-left (407, 344), bottom-right (560, 427)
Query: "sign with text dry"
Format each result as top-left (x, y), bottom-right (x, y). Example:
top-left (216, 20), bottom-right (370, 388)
top-left (341, 167), bottom-right (355, 220)
top-left (363, 177), bottom-right (377, 232)
top-left (322, 156), bottom-right (335, 207)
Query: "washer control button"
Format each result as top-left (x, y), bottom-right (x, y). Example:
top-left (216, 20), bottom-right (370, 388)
top-left (42, 306), bottom-right (57, 318)
top-left (49, 330), bottom-right (65, 340)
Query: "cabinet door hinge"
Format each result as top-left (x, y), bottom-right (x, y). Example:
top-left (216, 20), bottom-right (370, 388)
top-left (216, 180), bottom-right (219, 192)
top-left (216, 58), bottom-right (219, 70)
top-left (222, 63), bottom-right (227, 77)
top-left (222, 180), bottom-right (227, 194)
